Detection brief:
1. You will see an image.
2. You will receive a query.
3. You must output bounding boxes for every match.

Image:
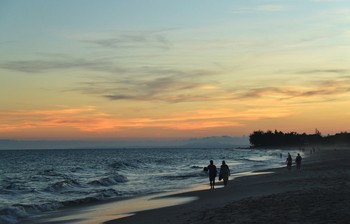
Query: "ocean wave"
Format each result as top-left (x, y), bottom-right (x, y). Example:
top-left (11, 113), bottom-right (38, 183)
top-left (0, 180), bottom-right (37, 195)
top-left (190, 165), bottom-right (203, 169)
top-left (252, 164), bottom-right (266, 167)
top-left (92, 188), bottom-right (121, 199)
top-left (0, 202), bottom-right (63, 224)
top-left (3, 182), bottom-right (26, 191)
top-left (37, 169), bottom-right (69, 180)
top-left (59, 189), bottom-right (121, 207)
top-left (109, 161), bottom-right (141, 170)
top-left (153, 158), bottom-right (172, 164)
top-left (240, 158), bottom-right (266, 163)
top-left (246, 155), bottom-right (275, 162)
top-left (70, 166), bottom-right (84, 172)
top-left (45, 178), bottom-right (81, 192)
top-left (88, 174), bottom-right (128, 187)
top-left (29, 175), bottom-right (51, 182)
top-left (37, 169), bottom-right (60, 176)
top-left (0, 188), bottom-right (122, 224)
top-left (0, 206), bottom-right (27, 224)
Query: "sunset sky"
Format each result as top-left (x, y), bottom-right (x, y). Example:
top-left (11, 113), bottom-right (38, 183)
top-left (1, 0), bottom-right (350, 140)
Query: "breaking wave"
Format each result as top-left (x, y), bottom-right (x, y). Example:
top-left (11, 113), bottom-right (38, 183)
top-left (0, 188), bottom-right (122, 224)
top-left (45, 178), bottom-right (81, 192)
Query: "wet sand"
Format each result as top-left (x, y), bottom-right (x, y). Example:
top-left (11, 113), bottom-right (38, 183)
top-left (105, 148), bottom-right (350, 224)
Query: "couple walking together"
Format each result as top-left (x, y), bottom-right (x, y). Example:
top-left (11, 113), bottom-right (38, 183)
top-left (286, 153), bottom-right (302, 170)
top-left (207, 160), bottom-right (230, 189)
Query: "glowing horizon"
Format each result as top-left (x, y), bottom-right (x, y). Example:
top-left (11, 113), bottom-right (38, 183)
top-left (1, 0), bottom-right (350, 140)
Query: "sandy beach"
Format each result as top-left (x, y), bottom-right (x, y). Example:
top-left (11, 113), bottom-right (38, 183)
top-left (104, 148), bottom-right (350, 224)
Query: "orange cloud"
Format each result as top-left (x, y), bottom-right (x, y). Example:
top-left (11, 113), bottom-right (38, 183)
top-left (0, 106), bottom-right (292, 135)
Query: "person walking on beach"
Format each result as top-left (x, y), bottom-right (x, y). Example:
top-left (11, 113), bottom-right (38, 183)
top-left (295, 153), bottom-right (302, 170)
top-left (207, 160), bottom-right (217, 189)
top-left (219, 160), bottom-right (230, 186)
top-left (286, 153), bottom-right (292, 170)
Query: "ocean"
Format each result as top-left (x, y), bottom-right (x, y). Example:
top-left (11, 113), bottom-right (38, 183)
top-left (0, 147), bottom-right (303, 224)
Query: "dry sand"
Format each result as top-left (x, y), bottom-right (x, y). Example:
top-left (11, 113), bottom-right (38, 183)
top-left (105, 149), bottom-right (350, 224)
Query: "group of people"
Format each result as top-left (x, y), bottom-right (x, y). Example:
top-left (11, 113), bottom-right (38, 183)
top-left (205, 160), bottom-right (230, 189)
top-left (205, 152), bottom-right (303, 189)
top-left (286, 153), bottom-right (302, 170)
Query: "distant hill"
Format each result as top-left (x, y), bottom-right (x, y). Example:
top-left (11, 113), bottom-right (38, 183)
top-left (0, 136), bottom-right (249, 150)
top-left (183, 136), bottom-right (249, 148)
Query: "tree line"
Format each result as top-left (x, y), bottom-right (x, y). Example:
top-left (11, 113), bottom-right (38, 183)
top-left (249, 129), bottom-right (350, 147)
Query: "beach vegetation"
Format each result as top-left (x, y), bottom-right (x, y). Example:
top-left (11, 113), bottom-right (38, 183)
top-left (249, 130), bottom-right (350, 147)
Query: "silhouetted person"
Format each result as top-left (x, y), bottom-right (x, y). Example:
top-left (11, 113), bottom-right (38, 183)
top-left (219, 160), bottom-right (230, 186)
top-left (295, 153), bottom-right (302, 170)
top-left (286, 153), bottom-right (292, 170)
top-left (207, 160), bottom-right (217, 189)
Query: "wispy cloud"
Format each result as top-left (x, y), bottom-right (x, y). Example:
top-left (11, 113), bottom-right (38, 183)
top-left (236, 87), bottom-right (297, 99)
top-left (235, 78), bottom-right (350, 101)
top-left (70, 70), bottom-right (350, 105)
top-left (74, 68), bottom-right (221, 103)
top-left (86, 80), bottom-right (219, 103)
top-left (0, 52), bottom-right (225, 104)
top-left (3, 51), bottom-right (349, 106)
top-left (75, 69), bottom-right (350, 104)
top-left (0, 56), bottom-right (121, 73)
top-left (0, 31), bottom-right (173, 74)
top-left (295, 69), bottom-right (349, 75)
top-left (77, 30), bottom-right (172, 50)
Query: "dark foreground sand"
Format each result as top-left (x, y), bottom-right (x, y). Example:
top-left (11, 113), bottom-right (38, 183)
top-left (105, 149), bottom-right (350, 224)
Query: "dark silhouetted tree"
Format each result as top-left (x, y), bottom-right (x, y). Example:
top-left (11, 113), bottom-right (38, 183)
top-left (249, 129), bottom-right (350, 147)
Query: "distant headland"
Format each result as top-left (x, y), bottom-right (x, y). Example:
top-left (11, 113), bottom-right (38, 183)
top-left (249, 129), bottom-right (350, 147)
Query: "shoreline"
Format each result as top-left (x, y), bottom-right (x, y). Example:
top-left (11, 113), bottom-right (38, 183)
top-left (23, 147), bottom-right (343, 224)
top-left (104, 148), bottom-right (350, 224)
top-left (25, 170), bottom-right (279, 224)
top-left (19, 148), bottom-right (298, 224)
